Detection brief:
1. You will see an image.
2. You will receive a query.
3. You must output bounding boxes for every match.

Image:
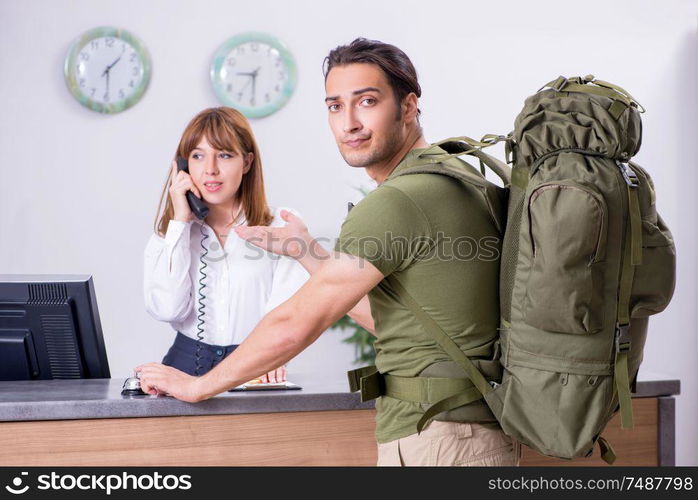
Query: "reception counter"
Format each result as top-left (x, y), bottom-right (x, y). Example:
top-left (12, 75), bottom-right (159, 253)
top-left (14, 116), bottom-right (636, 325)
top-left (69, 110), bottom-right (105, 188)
top-left (0, 372), bottom-right (679, 466)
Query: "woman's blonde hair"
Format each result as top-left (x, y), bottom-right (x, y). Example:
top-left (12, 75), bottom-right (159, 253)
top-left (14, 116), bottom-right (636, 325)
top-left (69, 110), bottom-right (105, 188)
top-left (154, 107), bottom-right (273, 237)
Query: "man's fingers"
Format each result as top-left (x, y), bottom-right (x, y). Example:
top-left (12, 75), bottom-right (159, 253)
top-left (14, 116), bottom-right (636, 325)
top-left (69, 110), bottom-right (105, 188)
top-left (135, 363), bottom-right (167, 395)
top-left (134, 362), bottom-right (158, 374)
top-left (235, 226), bottom-right (269, 244)
top-left (139, 375), bottom-right (158, 395)
top-left (234, 226), bottom-right (253, 239)
top-left (281, 210), bottom-right (302, 225)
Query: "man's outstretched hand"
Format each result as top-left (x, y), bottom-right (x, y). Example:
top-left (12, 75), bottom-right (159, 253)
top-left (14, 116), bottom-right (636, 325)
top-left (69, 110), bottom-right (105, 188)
top-left (234, 209), bottom-right (310, 259)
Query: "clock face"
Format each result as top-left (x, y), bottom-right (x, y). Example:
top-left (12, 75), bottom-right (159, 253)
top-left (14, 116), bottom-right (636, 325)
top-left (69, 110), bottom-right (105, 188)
top-left (211, 33), bottom-right (297, 118)
top-left (64, 27), bottom-right (151, 114)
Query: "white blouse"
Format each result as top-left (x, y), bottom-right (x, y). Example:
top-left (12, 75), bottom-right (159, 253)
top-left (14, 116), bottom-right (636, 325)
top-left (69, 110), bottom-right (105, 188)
top-left (143, 206), bottom-right (310, 346)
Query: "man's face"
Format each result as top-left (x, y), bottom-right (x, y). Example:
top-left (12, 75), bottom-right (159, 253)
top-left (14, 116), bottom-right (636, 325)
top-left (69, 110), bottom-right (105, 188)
top-left (325, 63), bottom-right (406, 169)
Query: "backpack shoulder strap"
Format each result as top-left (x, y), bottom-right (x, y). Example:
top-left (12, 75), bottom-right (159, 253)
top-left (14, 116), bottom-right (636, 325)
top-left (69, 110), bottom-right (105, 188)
top-left (399, 137), bottom-right (512, 186)
top-left (392, 142), bottom-right (510, 235)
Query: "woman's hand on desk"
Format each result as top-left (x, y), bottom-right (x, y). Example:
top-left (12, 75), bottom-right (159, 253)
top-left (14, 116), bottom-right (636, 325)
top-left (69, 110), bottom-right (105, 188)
top-left (259, 365), bottom-right (287, 384)
top-left (134, 362), bottom-right (205, 403)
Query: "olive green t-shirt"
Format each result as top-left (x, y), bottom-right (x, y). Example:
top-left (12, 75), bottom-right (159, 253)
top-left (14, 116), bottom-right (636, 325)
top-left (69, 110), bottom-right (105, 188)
top-left (334, 147), bottom-right (502, 443)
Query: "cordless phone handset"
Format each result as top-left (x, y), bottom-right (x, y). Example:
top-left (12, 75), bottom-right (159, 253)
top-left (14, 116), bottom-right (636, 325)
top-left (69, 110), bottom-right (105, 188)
top-left (176, 156), bottom-right (209, 220)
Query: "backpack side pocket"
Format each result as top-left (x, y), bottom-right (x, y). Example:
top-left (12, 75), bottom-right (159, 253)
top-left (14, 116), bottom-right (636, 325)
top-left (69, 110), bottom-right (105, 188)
top-left (523, 181), bottom-right (608, 334)
top-left (630, 214), bottom-right (676, 317)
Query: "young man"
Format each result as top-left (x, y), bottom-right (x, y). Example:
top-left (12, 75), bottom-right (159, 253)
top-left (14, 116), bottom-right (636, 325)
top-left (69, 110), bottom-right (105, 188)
top-left (136, 38), bottom-right (520, 466)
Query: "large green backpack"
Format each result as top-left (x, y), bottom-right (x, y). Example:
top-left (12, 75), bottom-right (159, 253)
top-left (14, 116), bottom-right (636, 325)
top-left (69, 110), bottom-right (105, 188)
top-left (348, 75), bottom-right (676, 463)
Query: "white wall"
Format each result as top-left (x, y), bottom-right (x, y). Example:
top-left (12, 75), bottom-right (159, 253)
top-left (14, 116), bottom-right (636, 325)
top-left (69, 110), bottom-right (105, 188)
top-left (0, 0), bottom-right (695, 465)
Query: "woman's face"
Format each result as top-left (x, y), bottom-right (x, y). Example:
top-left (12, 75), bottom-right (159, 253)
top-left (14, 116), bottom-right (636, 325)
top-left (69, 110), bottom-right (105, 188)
top-left (187, 136), bottom-right (252, 207)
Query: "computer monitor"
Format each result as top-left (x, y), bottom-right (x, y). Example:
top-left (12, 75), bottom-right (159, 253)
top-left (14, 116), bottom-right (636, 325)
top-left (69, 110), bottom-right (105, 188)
top-left (0, 274), bottom-right (110, 380)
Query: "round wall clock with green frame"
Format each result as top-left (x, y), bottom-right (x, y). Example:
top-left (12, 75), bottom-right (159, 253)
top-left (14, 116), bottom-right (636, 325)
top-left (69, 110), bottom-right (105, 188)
top-left (64, 26), bottom-right (152, 114)
top-left (210, 32), bottom-right (297, 118)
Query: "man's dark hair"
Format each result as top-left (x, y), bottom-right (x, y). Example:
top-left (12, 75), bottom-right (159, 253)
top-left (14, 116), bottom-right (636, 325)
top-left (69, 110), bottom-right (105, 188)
top-left (323, 38), bottom-right (422, 119)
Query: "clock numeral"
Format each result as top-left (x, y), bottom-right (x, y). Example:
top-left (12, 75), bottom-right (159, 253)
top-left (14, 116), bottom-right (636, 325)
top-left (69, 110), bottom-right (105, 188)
top-left (129, 80), bottom-right (135, 88)
top-left (79, 78), bottom-right (85, 88)
top-left (227, 57), bottom-right (236, 67)
top-left (265, 93), bottom-right (270, 103)
top-left (132, 66), bottom-right (140, 76)
top-left (105, 38), bottom-right (115, 48)
top-left (235, 46), bottom-right (245, 55)
top-left (274, 84), bottom-right (281, 92)
top-left (80, 52), bottom-right (90, 61)
top-left (130, 52), bottom-right (137, 62)
top-left (104, 92), bottom-right (110, 102)
top-left (278, 71), bottom-right (285, 81)
top-left (90, 87), bottom-right (96, 97)
top-left (226, 83), bottom-right (233, 92)
top-left (236, 92), bottom-right (243, 101)
top-left (251, 43), bottom-right (258, 52)
top-left (90, 40), bottom-right (99, 50)
top-left (119, 89), bottom-right (125, 98)
top-left (275, 58), bottom-right (281, 67)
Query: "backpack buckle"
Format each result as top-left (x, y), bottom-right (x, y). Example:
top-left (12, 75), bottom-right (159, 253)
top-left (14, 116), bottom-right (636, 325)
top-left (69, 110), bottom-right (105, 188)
top-left (615, 324), bottom-right (632, 353)
top-left (551, 76), bottom-right (568, 91)
top-left (616, 161), bottom-right (639, 188)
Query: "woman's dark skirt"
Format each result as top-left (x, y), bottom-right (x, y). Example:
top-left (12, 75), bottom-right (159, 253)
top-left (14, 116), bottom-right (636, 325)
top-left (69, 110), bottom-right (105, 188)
top-left (162, 331), bottom-right (239, 376)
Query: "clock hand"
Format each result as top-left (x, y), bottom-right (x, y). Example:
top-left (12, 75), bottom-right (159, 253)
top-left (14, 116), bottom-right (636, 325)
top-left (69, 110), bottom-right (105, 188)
top-left (101, 65), bottom-right (111, 96)
top-left (104, 55), bottom-right (122, 74)
top-left (252, 74), bottom-right (256, 103)
top-left (251, 67), bottom-right (260, 102)
top-left (108, 56), bottom-right (122, 70)
top-left (238, 77), bottom-right (252, 93)
top-left (101, 48), bottom-right (125, 78)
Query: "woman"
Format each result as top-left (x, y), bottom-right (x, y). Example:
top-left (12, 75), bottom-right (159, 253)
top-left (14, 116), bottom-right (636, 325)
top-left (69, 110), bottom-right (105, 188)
top-left (143, 107), bottom-right (308, 381)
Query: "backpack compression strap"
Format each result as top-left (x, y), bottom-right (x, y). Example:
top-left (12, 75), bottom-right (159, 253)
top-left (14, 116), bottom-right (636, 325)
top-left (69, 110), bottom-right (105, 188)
top-left (598, 436), bottom-right (617, 465)
top-left (614, 161), bottom-right (644, 430)
top-left (538, 75), bottom-right (646, 120)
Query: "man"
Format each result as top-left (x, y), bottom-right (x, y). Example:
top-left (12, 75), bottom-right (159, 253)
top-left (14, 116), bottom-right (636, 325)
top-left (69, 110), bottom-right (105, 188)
top-left (136, 38), bottom-right (520, 466)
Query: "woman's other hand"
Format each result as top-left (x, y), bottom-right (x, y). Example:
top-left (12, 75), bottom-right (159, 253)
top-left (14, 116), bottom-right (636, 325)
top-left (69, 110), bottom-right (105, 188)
top-left (260, 365), bottom-right (287, 384)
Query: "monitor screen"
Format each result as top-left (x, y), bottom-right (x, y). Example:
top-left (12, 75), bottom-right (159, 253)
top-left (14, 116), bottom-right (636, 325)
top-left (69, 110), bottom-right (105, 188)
top-left (0, 274), bottom-right (110, 380)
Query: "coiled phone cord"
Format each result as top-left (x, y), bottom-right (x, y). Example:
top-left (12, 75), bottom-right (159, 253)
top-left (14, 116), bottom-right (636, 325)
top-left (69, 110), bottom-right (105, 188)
top-left (194, 222), bottom-right (209, 376)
